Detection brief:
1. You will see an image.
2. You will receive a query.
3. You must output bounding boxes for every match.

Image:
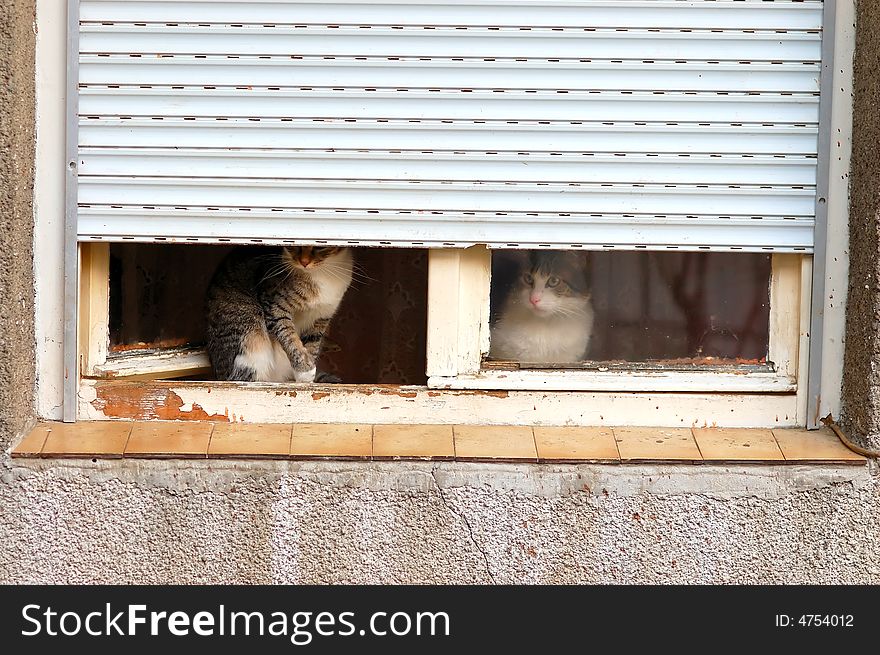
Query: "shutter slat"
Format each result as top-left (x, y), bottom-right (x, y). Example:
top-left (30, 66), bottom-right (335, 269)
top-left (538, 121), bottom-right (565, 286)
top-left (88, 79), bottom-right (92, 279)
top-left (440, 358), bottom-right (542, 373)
top-left (80, 25), bottom-right (821, 61)
top-left (80, 56), bottom-right (821, 93)
top-left (79, 178), bottom-right (816, 217)
top-left (79, 87), bottom-right (820, 123)
top-left (77, 206), bottom-right (814, 253)
top-left (80, 1), bottom-right (823, 31)
top-left (80, 148), bottom-right (818, 186)
top-left (80, 118), bottom-right (819, 155)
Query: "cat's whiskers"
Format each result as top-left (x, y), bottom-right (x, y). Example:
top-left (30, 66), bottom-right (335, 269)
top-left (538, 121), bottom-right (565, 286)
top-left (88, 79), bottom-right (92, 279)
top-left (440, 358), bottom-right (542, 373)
top-left (258, 265), bottom-right (289, 284)
top-left (552, 304), bottom-right (591, 319)
top-left (259, 257), bottom-right (297, 285)
top-left (350, 262), bottom-right (376, 283)
top-left (316, 263), bottom-right (352, 286)
top-left (323, 261), bottom-right (373, 287)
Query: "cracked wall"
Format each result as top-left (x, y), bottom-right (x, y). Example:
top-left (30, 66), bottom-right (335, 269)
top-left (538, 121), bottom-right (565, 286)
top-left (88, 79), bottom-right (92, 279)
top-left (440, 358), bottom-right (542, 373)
top-left (1, 461), bottom-right (877, 584)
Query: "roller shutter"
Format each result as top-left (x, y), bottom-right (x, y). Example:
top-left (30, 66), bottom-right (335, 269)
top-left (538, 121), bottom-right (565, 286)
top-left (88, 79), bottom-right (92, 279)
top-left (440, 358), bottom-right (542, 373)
top-left (75, 0), bottom-right (824, 252)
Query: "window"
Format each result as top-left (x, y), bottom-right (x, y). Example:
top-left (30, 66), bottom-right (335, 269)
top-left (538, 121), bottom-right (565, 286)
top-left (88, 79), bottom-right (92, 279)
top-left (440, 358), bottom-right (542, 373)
top-left (82, 243), bottom-right (428, 385)
top-left (54, 0), bottom-right (849, 430)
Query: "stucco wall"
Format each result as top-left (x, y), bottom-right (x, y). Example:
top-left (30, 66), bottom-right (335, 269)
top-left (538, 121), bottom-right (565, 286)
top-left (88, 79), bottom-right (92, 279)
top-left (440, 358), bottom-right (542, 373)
top-left (842, 0), bottom-right (880, 451)
top-left (0, 0), bottom-right (36, 453)
top-left (1, 460), bottom-right (877, 584)
top-left (1, 1), bottom-right (880, 585)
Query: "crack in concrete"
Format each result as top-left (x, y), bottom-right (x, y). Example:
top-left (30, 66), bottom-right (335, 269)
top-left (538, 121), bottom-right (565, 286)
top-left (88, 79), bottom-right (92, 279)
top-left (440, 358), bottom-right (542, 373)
top-left (430, 465), bottom-right (496, 584)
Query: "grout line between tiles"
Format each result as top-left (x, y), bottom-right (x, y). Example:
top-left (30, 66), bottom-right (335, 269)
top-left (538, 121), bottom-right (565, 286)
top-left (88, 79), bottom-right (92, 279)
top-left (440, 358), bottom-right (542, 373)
top-left (689, 428), bottom-right (705, 461)
top-left (204, 422), bottom-right (218, 459)
top-left (770, 429), bottom-right (789, 461)
top-left (610, 427), bottom-right (623, 462)
top-left (121, 422), bottom-right (135, 458)
top-left (202, 422), bottom-right (216, 459)
top-left (122, 423), bottom-right (137, 459)
top-left (38, 426), bottom-right (56, 458)
top-left (36, 426), bottom-right (49, 457)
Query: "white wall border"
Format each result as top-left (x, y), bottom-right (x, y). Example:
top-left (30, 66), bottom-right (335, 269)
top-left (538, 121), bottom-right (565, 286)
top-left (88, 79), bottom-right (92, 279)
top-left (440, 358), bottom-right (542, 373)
top-left (33, 0), bottom-right (68, 420)
top-left (808, 0), bottom-right (854, 426)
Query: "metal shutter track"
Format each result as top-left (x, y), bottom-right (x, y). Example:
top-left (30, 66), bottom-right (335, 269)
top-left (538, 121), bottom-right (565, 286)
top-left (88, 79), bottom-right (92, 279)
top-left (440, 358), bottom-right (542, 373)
top-left (76, 0), bottom-right (823, 252)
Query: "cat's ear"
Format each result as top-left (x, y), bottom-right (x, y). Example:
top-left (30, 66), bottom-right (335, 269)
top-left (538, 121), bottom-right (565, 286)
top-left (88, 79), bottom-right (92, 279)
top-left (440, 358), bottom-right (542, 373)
top-left (565, 249), bottom-right (591, 266)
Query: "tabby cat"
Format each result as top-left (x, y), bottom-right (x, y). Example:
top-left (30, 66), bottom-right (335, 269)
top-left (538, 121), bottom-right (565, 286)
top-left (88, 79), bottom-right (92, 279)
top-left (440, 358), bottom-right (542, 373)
top-left (489, 250), bottom-right (594, 363)
top-left (206, 245), bottom-right (353, 382)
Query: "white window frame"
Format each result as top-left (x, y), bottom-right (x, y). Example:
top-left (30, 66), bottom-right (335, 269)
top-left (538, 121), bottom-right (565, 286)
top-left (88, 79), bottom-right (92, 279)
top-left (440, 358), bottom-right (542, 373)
top-left (78, 242), bottom-right (212, 380)
top-left (32, 0), bottom-right (854, 429)
top-left (425, 247), bottom-right (808, 397)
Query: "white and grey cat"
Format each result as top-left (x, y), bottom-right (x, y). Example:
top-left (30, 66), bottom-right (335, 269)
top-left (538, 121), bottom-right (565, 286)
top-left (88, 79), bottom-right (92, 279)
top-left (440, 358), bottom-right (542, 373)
top-left (489, 250), bottom-right (594, 363)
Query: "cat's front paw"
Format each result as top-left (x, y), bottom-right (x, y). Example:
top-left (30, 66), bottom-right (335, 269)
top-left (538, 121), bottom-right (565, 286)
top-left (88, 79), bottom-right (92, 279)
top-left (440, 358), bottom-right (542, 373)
top-left (294, 366), bottom-right (317, 383)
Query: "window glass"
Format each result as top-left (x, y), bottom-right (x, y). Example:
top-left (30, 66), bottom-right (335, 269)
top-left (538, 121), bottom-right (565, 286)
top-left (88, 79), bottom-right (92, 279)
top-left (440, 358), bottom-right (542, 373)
top-left (488, 251), bottom-right (771, 366)
top-left (108, 244), bottom-right (427, 384)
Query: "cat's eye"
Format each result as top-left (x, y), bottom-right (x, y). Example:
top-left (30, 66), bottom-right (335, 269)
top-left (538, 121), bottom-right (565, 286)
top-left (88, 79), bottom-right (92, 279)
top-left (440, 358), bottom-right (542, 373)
top-left (523, 273), bottom-right (534, 285)
top-left (546, 276), bottom-right (560, 288)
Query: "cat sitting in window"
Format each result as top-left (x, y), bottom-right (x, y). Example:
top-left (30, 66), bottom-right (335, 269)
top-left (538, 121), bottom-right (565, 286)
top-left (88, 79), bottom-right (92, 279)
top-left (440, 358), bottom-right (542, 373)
top-left (206, 245), bottom-right (352, 382)
top-left (489, 250), bottom-right (594, 363)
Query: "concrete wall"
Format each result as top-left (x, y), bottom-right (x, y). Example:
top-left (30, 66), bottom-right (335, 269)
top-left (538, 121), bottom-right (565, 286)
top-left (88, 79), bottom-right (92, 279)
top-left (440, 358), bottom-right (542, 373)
top-left (1, 1), bottom-right (879, 585)
top-left (0, 0), bottom-right (36, 453)
top-left (842, 1), bottom-right (880, 451)
top-left (0, 460), bottom-right (876, 584)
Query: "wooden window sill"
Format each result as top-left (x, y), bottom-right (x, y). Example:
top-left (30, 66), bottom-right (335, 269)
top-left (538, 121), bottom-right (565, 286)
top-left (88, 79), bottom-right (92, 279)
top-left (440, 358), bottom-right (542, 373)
top-left (11, 422), bottom-right (867, 465)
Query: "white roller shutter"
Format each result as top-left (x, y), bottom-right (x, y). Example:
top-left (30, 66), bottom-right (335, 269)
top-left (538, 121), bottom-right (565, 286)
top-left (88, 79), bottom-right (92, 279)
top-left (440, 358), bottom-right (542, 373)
top-left (74, 0), bottom-right (824, 252)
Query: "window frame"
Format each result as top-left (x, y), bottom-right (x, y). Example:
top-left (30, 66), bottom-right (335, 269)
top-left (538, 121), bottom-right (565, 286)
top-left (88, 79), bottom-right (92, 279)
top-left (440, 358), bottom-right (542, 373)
top-left (425, 247), bottom-right (808, 395)
top-left (78, 242), bottom-right (212, 380)
top-left (76, 241), bottom-right (810, 428)
top-left (39, 0), bottom-right (854, 430)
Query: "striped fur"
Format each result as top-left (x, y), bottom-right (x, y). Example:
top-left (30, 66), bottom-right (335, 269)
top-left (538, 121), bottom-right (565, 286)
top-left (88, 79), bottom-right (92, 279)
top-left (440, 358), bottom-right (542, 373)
top-left (206, 246), bottom-right (353, 382)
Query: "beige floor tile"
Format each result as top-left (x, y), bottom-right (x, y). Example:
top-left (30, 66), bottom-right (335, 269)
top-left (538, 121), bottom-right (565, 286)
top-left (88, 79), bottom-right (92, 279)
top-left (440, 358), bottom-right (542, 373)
top-left (291, 424), bottom-right (372, 459)
top-left (534, 426), bottom-right (619, 462)
top-left (373, 424), bottom-right (454, 460)
top-left (453, 425), bottom-right (537, 461)
top-left (614, 427), bottom-right (702, 461)
top-left (693, 428), bottom-right (784, 461)
top-left (42, 421), bottom-right (132, 458)
top-left (208, 423), bottom-right (292, 458)
top-left (772, 428), bottom-right (867, 464)
top-left (125, 421), bottom-right (213, 458)
top-left (12, 423), bottom-right (52, 457)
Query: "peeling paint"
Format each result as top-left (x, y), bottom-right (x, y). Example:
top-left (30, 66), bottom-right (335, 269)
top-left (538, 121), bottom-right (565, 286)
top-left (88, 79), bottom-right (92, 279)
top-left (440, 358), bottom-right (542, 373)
top-left (80, 380), bottom-right (797, 427)
top-left (380, 389), bottom-right (418, 399)
top-left (92, 383), bottom-right (229, 422)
